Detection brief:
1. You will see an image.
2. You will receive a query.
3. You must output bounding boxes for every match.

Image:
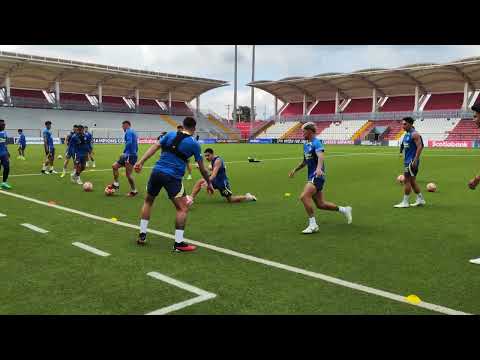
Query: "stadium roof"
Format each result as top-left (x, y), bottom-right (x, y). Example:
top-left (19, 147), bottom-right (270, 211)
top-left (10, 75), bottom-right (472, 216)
top-left (248, 56), bottom-right (480, 103)
top-left (0, 51), bottom-right (228, 102)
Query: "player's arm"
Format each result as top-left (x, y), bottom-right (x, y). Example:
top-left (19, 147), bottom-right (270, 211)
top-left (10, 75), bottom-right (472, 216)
top-left (43, 133), bottom-right (49, 154)
top-left (411, 133), bottom-right (423, 167)
top-left (289, 158), bottom-right (307, 178)
top-left (315, 151), bottom-right (325, 177)
top-left (196, 159), bottom-right (214, 194)
top-left (209, 158), bottom-right (221, 182)
top-left (134, 143), bottom-right (161, 173)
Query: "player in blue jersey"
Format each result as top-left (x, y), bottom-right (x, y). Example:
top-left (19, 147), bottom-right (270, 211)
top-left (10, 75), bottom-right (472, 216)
top-left (110, 121), bottom-right (138, 197)
top-left (70, 125), bottom-right (90, 185)
top-left (289, 122), bottom-right (352, 234)
top-left (394, 117), bottom-right (425, 208)
top-left (188, 148), bottom-right (257, 204)
top-left (61, 125), bottom-right (78, 178)
top-left (133, 117), bottom-right (214, 252)
top-left (467, 105), bottom-right (480, 265)
top-left (17, 129), bottom-right (26, 160)
top-left (84, 126), bottom-right (96, 168)
top-left (177, 125), bottom-right (193, 180)
top-left (41, 121), bottom-right (57, 174)
top-left (0, 119), bottom-right (12, 189)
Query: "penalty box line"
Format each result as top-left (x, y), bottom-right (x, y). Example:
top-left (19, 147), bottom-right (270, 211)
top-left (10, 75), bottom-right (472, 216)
top-left (0, 189), bottom-right (471, 316)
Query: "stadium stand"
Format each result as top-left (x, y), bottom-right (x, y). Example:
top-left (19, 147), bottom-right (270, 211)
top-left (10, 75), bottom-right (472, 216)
top-left (57, 92), bottom-right (95, 111)
top-left (99, 96), bottom-right (132, 113)
top-left (131, 98), bottom-right (165, 114)
top-left (380, 96), bottom-right (415, 112)
top-left (309, 101), bottom-right (336, 115)
top-left (284, 121), bottom-right (333, 139)
top-left (10, 88), bottom-right (51, 109)
top-left (446, 119), bottom-right (480, 141)
top-left (258, 121), bottom-right (300, 139)
top-left (171, 101), bottom-right (193, 116)
top-left (235, 121), bottom-right (268, 139)
top-left (342, 98), bottom-right (372, 113)
top-left (410, 117), bottom-right (460, 141)
top-left (423, 93), bottom-right (464, 111)
top-left (280, 102), bottom-right (312, 116)
top-left (319, 120), bottom-right (368, 140)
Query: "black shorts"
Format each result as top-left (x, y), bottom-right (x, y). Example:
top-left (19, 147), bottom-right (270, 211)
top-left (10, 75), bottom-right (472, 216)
top-left (147, 171), bottom-right (185, 199)
top-left (117, 154), bottom-right (137, 167)
top-left (18, 145), bottom-right (26, 150)
top-left (74, 154), bottom-right (87, 166)
top-left (212, 180), bottom-right (233, 198)
top-left (0, 154), bottom-right (9, 167)
top-left (309, 176), bottom-right (325, 192)
top-left (404, 162), bottom-right (420, 177)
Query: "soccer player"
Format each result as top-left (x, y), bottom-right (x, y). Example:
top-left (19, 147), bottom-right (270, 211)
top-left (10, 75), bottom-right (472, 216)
top-left (41, 121), bottom-right (57, 174)
top-left (0, 119), bottom-right (12, 189)
top-left (17, 129), bottom-right (26, 160)
top-left (394, 117), bottom-right (425, 208)
top-left (467, 104), bottom-right (480, 265)
top-left (188, 148), bottom-right (257, 204)
top-left (70, 125), bottom-right (89, 185)
top-left (84, 126), bottom-right (96, 168)
top-left (110, 120), bottom-right (138, 197)
top-left (178, 125), bottom-right (193, 180)
top-left (133, 116), bottom-right (214, 252)
top-left (288, 122), bottom-right (352, 234)
top-left (61, 125), bottom-right (77, 178)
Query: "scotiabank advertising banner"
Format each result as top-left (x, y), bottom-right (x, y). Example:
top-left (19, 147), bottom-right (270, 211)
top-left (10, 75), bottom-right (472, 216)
top-left (321, 140), bottom-right (354, 145)
top-left (427, 140), bottom-right (473, 148)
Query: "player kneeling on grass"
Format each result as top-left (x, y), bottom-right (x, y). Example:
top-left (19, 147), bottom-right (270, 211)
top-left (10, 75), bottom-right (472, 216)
top-left (0, 119), bottom-right (12, 190)
top-left (133, 116), bottom-right (214, 252)
top-left (70, 125), bottom-right (89, 185)
top-left (394, 117), bottom-right (425, 208)
top-left (188, 148), bottom-right (256, 204)
top-left (288, 122), bottom-right (352, 234)
top-left (467, 104), bottom-right (480, 265)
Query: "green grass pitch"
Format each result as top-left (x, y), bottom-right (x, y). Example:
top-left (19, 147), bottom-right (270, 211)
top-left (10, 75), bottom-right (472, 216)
top-left (1, 143), bottom-right (479, 314)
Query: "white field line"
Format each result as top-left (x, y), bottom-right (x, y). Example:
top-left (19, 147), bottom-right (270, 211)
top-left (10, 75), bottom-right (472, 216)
top-left (0, 189), bottom-right (470, 315)
top-left (72, 242), bottom-right (110, 257)
top-left (9, 152), bottom-right (480, 178)
top-left (146, 272), bottom-right (216, 315)
top-left (0, 212), bottom-right (6, 217)
top-left (20, 223), bottom-right (49, 234)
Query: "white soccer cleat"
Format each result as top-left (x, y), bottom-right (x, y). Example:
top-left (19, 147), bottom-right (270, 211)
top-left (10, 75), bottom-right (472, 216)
top-left (92, 163), bottom-right (96, 168)
top-left (469, 258), bottom-right (480, 265)
top-left (394, 201), bottom-right (410, 208)
top-left (302, 224), bottom-right (319, 234)
top-left (76, 177), bottom-right (83, 185)
top-left (50, 170), bottom-right (58, 174)
top-left (410, 198), bottom-right (426, 207)
top-left (343, 206), bottom-right (352, 224)
top-left (246, 193), bottom-right (257, 202)
top-left (186, 195), bottom-right (194, 207)
top-left (85, 162), bottom-right (90, 168)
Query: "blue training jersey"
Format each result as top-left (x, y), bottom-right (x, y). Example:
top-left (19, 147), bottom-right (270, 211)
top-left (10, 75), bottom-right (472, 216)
top-left (85, 131), bottom-right (93, 150)
top-left (304, 138), bottom-right (325, 180)
top-left (0, 130), bottom-right (8, 156)
top-left (19, 134), bottom-right (26, 146)
top-left (66, 132), bottom-right (75, 149)
top-left (154, 131), bottom-right (202, 180)
top-left (211, 156), bottom-right (228, 185)
top-left (123, 128), bottom-right (138, 156)
top-left (402, 128), bottom-right (423, 165)
top-left (70, 133), bottom-right (90, 156)
top-left (42, 128), bottom-right (54, 149)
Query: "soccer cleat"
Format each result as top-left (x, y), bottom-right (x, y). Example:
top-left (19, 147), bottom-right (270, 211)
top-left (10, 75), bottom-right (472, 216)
top-left (92, 162), bottom-right (96, 168)
top-left (343, 206), bottom-right (352, 224)
top-left (127, 191), bottom-right (139, 197)
top-left (49, 170), bottom-right (58, 174)
top-left (302, 224), bottom-right (319, 234)
top-left (394, 201), bottom-right (410, 208)
top-left (41, 170), bottom-right (49, 175)
top-left (76, 177), bottom-right (84, 185)
top-left (469, 258), bottom-right (480, 265)
top-left (186, 174), bottom-right (192, 180)
top-left (173, 241), bottom-right (197, 252)
top-left (410, 198), bottom-right (426, 207)
top-left (245, 193), bottom-right (257, 201)
top-left (137, 233), bottom-right (147, 245)
top-left (85, 162), bottom-right (90, 168)
top-left (0, 182), bottom-right (12, 190)
top-left (111, 184), bottom-right (120, 191)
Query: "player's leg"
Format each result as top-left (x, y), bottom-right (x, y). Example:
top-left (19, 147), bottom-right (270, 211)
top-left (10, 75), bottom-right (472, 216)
top-left (394, 168), bottom-right (412, 208)
top-left (61, 152), bottom-right (70, 177)
top-left (299, 182), bottom-right (319, 233)
top-left (190, 179), bottom-right (205, 199)
top-left (17, 146), bottom-right (21, 159)
top-left (48, 149), bottom-right (57, 174)
top-left (0, 155), bottom-right (11, 189)
top-left (125, 161), bottom-right (138, 197)
top-left (409, 175), bottom-right (426, 207)
top-left (41, 151), bottom-right (50, 174)
top-left (111, 155), bottom-right (124, 191)
top-left (89, 150), bottom-right (96, 168)
top-left (313, 190), bottom-right (352, 224)
top-left (137, 171), bottom-right (163, 244)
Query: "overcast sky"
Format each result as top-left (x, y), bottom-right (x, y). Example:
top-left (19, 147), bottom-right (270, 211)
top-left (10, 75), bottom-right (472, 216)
top-left (1, 45), bottom-right (479, 119)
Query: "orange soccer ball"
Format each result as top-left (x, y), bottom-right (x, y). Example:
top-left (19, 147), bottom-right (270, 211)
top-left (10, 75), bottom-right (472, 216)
top-left (83, 182), bottom-right (93, 192)
top-left (397, 174), bottom-right (405, 185)
top-left (426, 183), bottom-right (437, 192)
top-left (104, 185), bottom-right (115, 196)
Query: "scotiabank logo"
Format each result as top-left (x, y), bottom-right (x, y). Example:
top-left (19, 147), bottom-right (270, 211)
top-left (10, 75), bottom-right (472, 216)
top-left (428, 140), bottom-right (472, 148)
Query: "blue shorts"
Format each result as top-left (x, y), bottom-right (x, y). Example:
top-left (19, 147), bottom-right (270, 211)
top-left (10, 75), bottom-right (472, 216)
top-left (308, 176), bottom-right (325, 192)
top-left (404, 161), bottom-right (420, 177)
top-left (147, 171), bottom-right (185, 199)
top-left (213, 179), bottom-right (233, 198)
top-left (46, 147), bottom-right (55, 157)
top-left (74, 154), bottom-right (87, 166)
top-left (66, 148), bottom-right (75, 159)
top-left (19, 144), bottom-right (26, 150)
top-left (117, 154), bottom-right (137, 167)
top-left (0, 154), bottom-right (9, 167)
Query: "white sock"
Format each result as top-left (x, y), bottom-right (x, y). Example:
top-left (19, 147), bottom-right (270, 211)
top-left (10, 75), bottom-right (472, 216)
top-left (309, 217), bottom-right (317, 227)
top-left (140, 219), bottom-right (148, 234)
top-left (42, 165), bottom-right (47, 171)
top-left (338, 206), bottom-right (346, 214)
top-left (132, 188), bottom-right (137, 193)
top-left (49, 166), bottom-right (54, 171)
top-left (175, 229), bottom-right (184, 243)
top-left (114, 181), bottom-right (119, 187)
top-left (403, 195), bottom-right (409, 203)
top-left (417, 193), bottom-right (424, 200)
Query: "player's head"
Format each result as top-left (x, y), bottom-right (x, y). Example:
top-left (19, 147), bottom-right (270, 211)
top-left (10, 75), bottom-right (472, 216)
top-left (402, 117), bottom-right (415, 131)
top-left (18, 129), bottom-right (22, 134)
top-left (0, 119), bottom-right (5, 131)
top-left (72, 125), bottom-right (78, 131)
top-left (85, 126), bottom-right (89, 132)
top-left (77, 125), bottom-right (84, 134)
top-left (45, 121), bottom-right (52, 129)
top-left (302, 122), bottom-right (316, 140)
top-left (121, 120), bottom-right (131, 131)
top-left (183, 117), bottom-right (196, 133)
top-left (472, 104), bottom-right (480, 128)
top-left (204, 148), bottom-right (215, 161)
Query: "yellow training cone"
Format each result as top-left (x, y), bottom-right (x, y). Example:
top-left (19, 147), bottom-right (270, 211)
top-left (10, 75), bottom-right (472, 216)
top-left (284, 193), bottom-right (291, 197)
top-left (405, 294), bottom-right (421, 304)
top-left (111, 217), bottom-right (118, 222)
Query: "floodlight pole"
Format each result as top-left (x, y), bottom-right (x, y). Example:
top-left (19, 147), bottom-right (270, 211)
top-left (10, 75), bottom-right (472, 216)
top-left (5, 75), bottom-right (11, 104)
top-left (98, 83), bottom-right (103, 110)
top-left (250, 45), bottom-right (255, 137)
top-left (55, 81), bottom-right (60, 108)
top-left (233, 45), bottom-right (238, 125)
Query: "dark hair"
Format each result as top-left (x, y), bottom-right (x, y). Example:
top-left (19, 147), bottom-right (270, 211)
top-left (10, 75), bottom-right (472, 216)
top-left (77, 125), bottom-right (84, 129)
top-left (18, 129), bottom-right (22, 133)
top-left (472, 104), bottom-right (480, 113)
top-left (122, 120), bottom-right (131, 126)
top-left (0, 119), bottom-right (4, 122)
top-left (204, 148), bottom-right (214, 154)
top-left (45, 121), bottom-right (52, 126)
top-left (403, 117), bottom-right (415, 125)
top-left (183, 117), bottom-right (196, 129)
top-left (177, 125), bottom-right (184, 130)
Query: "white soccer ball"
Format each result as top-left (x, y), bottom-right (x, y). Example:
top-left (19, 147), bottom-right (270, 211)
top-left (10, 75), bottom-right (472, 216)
top-left (426, 183), bottom-right (437, 192)
top-left (83, 182), bottom-right (93, 192)
top-left (397, 174), bottom-right (405, 185)
top-left (57, 155), bottom-right (63, 159)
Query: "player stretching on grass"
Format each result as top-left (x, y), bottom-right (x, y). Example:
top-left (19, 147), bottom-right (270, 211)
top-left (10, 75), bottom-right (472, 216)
top-left (70, 125), bottom-right (89, 185)
top-left (188, 147), bottom-right (257, 204)
top-left (467, 104), bottom-right (480, 265)
top-left (288, 122), bottom-right (352, 234)
top-left (110, 121), bottom-right (138, 197)
top-left (0, 119), bottom-right (12, 189)
top-left (17, 129), bottom-right (26, 160)
top-left (41, 121), bottom-right (57, 174)
top-left (133, 117), bottom-right (213, 252)
top-left (394, 117), bottom-right (425, 208)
